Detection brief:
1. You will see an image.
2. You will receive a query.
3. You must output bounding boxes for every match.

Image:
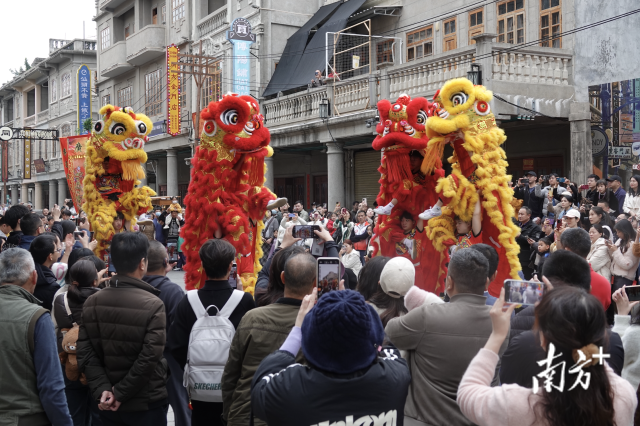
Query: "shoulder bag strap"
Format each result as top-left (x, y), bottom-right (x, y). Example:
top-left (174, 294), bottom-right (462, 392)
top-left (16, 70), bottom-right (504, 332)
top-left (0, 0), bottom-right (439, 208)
top-left (186, 290), bottom-right (207, 318)
top-left (63, 292), bottom-right (78, 328)
top-left (218, 290), bottom-right (244, 319)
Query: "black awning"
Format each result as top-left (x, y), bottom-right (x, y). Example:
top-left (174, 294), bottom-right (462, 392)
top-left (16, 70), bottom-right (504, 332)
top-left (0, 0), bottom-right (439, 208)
top-left (262, 0), bottom-right (367, 98)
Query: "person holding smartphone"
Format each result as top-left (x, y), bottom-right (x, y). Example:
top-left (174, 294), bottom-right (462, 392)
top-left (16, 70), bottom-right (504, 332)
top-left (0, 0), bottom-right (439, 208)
top-left (513, 171), bottom-right (545, 220)
top-left (515, 207), bottom-right (542, 279)
top-left (608, 220), bottom-right (640, 323)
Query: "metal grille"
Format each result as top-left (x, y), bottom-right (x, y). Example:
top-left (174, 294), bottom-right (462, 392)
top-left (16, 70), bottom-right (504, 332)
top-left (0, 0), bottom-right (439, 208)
top-left (201, 62), bottom-right (222, 107)
top-left (118, 86), bottom-right (132, 108)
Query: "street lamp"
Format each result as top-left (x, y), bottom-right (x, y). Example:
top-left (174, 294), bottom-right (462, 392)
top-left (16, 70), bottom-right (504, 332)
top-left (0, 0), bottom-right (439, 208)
top-left (319, 96), bottom-right (330, 121)
top-left (467, 64), bottom-right (482, 85)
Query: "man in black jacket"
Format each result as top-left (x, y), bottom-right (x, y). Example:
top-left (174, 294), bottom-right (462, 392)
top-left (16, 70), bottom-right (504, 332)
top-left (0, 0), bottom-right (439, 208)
top-left (500, 250), bottom-right (624, 387)
top-left (142, 241), bottom-right (191, 426)
top-left (513, 171), bottom-right (544, 219)
top-left (77, 232), bottom-right (168, 425)
top-left (168, 239), bottom-right (255, 426)
top-left (29, 233), bottom-right (61, 311)
top-left (251, 289), bottom-right (410, 426)
top-left (1, 204), bottom-right (29, 250)
top-left (515, 206), bottom-right (542, 279)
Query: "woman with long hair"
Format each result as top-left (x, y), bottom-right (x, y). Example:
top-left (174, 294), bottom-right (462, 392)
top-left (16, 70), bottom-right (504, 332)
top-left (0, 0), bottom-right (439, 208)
top-left (355, 256), bottom-right (406, 327)
top-left (333, 210), bottom-right (353, 244)
top-left (609, 219), bottom-right (640, 294)
top-left (589, 205), bottom-right (614, 229)
top-left (339, 239), bottom-right (363, 277)
top-left (587, 223), bottom-right (612, 281)
top-left (623, 175), bottom-right (640, 217)
top-left (458, 286), bottom-right (636, 426)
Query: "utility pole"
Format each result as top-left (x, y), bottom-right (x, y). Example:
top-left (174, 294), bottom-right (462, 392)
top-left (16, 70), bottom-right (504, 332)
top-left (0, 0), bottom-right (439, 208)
top-left (170, 41), bottom-right (220, 149)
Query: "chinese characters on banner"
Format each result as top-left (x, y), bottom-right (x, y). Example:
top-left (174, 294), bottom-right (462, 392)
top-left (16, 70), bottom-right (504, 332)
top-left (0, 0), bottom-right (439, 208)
top-left (24, 136), bottom-right (31, 179)
top-left (60, 135), bottom-right (89, 212)
top-left (77, 65), bottom-right (92, 134)
top-left (166, 45), bottom-right (181, 136)
top-left (227, 18), bottom-right (255, 96)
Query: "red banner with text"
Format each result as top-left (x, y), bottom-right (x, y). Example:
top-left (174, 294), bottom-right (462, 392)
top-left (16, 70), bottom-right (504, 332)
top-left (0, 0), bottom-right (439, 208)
top-left (60, 135), bottom-right (89, 212)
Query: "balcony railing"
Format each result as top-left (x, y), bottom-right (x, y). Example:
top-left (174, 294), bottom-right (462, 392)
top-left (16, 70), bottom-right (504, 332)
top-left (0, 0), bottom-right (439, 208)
top-left (36, 109), bottom-right (49, 122)
top-left (262, 43), bottom-right (573, 126)
top-left (491, 45), bottom-right (572, 85)
top-left (197, 7), bottom-right (228, 39)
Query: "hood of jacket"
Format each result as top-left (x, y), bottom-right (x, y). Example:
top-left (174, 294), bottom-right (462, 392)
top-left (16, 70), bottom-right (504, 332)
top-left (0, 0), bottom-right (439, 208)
top-left (0, 284), bottom-right (41, 305)
top-left (35, 263), bottom-right (57, 287)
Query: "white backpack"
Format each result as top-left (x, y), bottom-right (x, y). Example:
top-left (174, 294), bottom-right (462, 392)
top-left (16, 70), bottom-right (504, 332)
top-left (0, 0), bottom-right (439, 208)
top-left (183, 289), bottom-right (244, 402)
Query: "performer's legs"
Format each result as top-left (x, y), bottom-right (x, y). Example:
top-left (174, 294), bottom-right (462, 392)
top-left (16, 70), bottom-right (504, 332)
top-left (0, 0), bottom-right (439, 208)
top-left (358, 249), bottom-right (366, 265)
top-left (374, 198), bottom-right (397, 216)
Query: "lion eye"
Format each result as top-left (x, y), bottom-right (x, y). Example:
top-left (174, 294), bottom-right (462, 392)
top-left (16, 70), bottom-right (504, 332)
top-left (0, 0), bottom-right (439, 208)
top-left (451, 92), bottom-right (468, 107)
top-left (109, 122), bottom-right (126, 136)
top-left (221, 110), bottom-right (239, 126)
top-left (93, 120), bottom-right (105, 134)
top-left (135, 121), bottom-right (147, 135)
top-left (203, 120), bottom-right (217, 136)
top-left (416, 110), bottom-right (427, 124)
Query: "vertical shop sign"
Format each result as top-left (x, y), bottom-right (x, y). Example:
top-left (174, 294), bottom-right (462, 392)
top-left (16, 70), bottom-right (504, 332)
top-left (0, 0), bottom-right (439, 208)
top-left (24, 135), bottom-right (31, 179)
top-left (167, 45), bottom-right (181, 136)
top-left (77, 65), bottom-right (92, 134)
top-left (227, 18), bottom-right (255, 96)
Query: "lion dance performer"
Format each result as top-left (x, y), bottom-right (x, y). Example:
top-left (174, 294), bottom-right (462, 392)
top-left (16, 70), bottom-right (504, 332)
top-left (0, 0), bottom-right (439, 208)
top-left (83, 105), bottom-right (156, 261)
top-left (419, 78), bottom-right (521, 296)
top-left (181, 94), bottom-right (286, 294)
top-left (370, 94), bottom-right (454, 293)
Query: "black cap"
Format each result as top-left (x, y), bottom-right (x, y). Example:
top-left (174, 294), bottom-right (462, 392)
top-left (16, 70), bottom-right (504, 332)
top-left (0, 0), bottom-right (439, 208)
top-left (607, 175), bottom-right (622, 182)
top-left (525, 171), bottom-right (537, 177)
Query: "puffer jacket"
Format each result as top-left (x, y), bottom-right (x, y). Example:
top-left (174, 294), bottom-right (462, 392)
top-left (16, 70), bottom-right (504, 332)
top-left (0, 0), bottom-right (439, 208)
top-left (53, 287), bottom-right (100, 352)
top-left (588, 238), bottom-right (612, 281)
top-left (77, 275), bottom-right (168, 412)
top-left (509, 305), bottom-right (535, 341)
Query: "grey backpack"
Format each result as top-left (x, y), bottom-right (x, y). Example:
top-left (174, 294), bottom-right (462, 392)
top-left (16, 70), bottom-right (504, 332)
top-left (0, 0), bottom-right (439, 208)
top-left (183, 289), bottom-right (244, 402)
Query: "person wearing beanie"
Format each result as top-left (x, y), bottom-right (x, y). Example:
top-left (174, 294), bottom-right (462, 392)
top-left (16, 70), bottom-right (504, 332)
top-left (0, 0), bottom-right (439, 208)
top-left (386, 248), bottom-right (508, 426)
top-left (251, 288), bottom-right (410, 426)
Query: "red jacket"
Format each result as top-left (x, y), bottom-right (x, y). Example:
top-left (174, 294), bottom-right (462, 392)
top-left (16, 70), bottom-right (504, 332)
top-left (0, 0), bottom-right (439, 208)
top-left (590, 266), bottom-right (612, 310)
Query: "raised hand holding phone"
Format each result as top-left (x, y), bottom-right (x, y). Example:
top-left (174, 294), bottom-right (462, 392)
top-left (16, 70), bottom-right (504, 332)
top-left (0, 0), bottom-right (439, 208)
top-left (613, 287), bottom-right (640, 315)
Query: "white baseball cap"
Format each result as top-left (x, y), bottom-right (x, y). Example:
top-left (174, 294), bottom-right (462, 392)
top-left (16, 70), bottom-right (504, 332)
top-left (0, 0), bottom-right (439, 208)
top-left (380, 257), bottom-right (415, 298)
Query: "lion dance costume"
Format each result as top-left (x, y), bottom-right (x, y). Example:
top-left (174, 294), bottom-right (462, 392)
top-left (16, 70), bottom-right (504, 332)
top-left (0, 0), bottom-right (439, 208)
top-left (181, 94), bottom-right (279, 294)
top-left (423, 78), bottom-right (521, 296)
top-left (83, 105), bottom-right (156, 260)
top-left (370, 94), bottom-right (453, 293)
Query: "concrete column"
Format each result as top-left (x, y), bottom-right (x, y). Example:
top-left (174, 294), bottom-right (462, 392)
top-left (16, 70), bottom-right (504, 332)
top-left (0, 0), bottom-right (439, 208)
top-left (473, 34), bottom-right (498, 91)
top-left (166, 149), bottom-right (178, 196)
top-left (156, 159), bottom-right (167, 195)
top-left (58, 178), bottom-right (68, 207)
top-left (21, 183), bottom-right (28, 204)
top-left (569, 102), bottom-right (593, 187)
top-left (264, 156), bottom-right (275, 192)
top-left (34, 85), bottom-right (41, 120)
top-left (11, 184), bottom-right (18, 205)
top-left (326, 142), bottom-right (345, 207)
top-left (34, 182), bottom-right (43, 210)
top-left (48, 180), bottom-right (58, 210)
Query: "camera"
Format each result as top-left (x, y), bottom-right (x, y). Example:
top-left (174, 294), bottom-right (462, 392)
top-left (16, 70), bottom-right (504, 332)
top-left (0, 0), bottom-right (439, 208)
top-left (519, 178), bottom-right (528, 185)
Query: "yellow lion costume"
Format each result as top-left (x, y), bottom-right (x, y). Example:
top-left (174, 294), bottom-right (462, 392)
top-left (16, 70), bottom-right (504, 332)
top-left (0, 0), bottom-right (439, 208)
top-left (83, 105), bottom-right (156, 260)
top-left (423, 78), bottom-right (521, 296)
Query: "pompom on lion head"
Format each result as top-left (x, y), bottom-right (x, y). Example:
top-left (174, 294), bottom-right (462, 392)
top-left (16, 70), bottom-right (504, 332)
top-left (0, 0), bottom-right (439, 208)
top-left (199, 93), bottom-right (271, 154)
top-left (91, 105), bottom-right (153, 180)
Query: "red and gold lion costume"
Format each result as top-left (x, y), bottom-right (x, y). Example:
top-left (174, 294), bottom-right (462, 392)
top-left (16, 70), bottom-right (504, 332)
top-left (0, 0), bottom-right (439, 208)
top-left (181, 94), bottom-right (278, 293)
top-left (423, 78), bottom-right (521, 296)
top-left (370, 94), bottom-right (452, 293)
top-left (83, 105), bottom-right (156, 260)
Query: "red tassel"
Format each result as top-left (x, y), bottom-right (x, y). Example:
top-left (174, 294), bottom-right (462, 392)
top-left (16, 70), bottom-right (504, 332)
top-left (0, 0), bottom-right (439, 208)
top-left (385, 151), bottom-right (412, 184)
top-left (248, 155), bottom-right (264, 187)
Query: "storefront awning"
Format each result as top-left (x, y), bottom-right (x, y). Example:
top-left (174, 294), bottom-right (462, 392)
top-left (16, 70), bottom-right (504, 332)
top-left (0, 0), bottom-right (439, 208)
top-left (262, 0), bottom-right (367, 98)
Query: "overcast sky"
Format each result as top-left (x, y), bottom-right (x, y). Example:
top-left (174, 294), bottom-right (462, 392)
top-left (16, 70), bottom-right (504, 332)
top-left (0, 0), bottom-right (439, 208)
top-left (1, 0), bottom-right (97, 85)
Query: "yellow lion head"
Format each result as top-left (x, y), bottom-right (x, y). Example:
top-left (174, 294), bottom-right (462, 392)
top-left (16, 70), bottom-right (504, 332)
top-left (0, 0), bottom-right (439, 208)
top-left (91, 105), bottom-right (153, 180)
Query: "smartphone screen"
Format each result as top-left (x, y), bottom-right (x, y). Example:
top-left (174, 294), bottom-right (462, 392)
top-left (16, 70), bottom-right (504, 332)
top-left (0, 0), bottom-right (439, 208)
top-left (73, 231), bottom-right (84, 241)
top-left (228, 263), bottom-right (238, 289)
top-left (293, 225), bottom-right (320, 239)
top-left (317, 257), bottom-right (341, 297)
top-left (504, 280), bottom-right (544, 305)
top-left (625, 286), bottom-right (640, 302)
